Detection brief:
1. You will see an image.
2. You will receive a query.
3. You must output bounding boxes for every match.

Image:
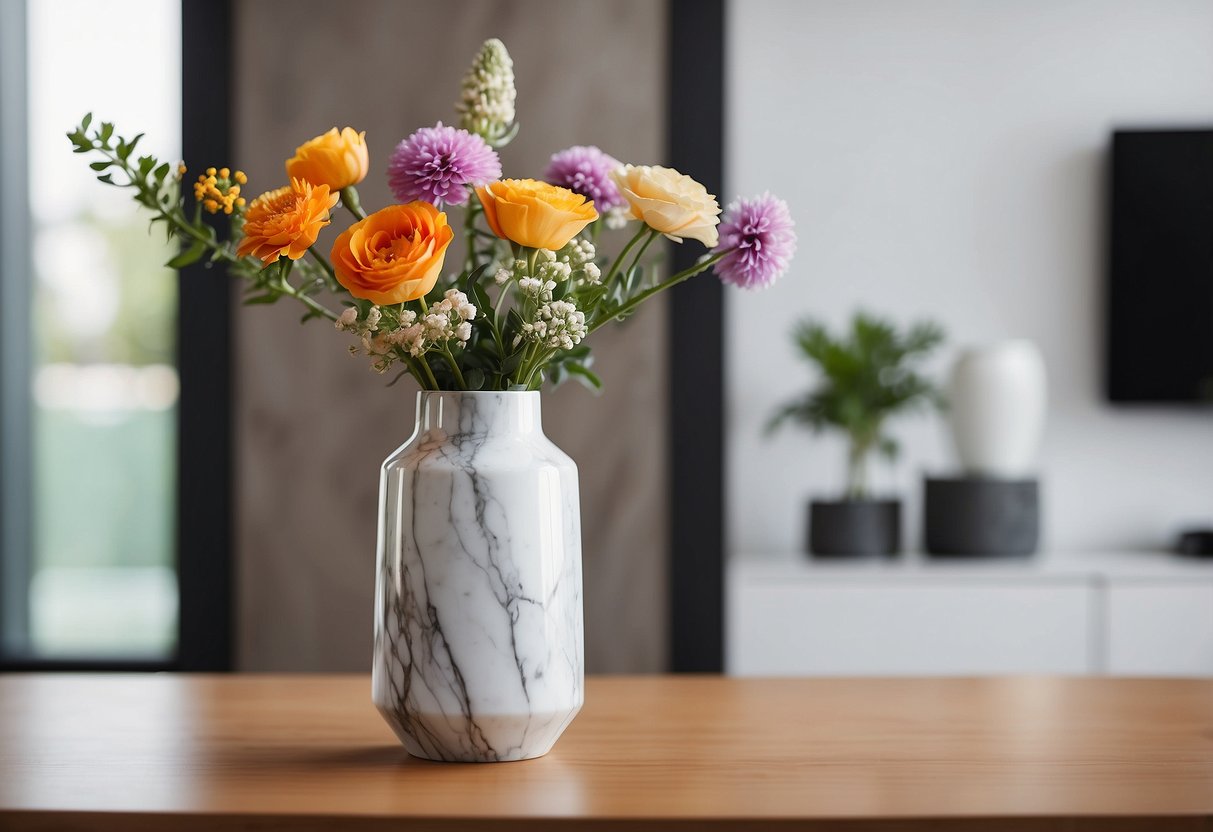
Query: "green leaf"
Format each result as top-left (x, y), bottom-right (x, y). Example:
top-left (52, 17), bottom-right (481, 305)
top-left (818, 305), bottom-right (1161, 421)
top-left (464, 368), bottom-right (486, 390)
top-left (166, 239), bottom-right (207, 269)
top-left (96, 173), bottom-right (115, 184)
top-left (152, 162), bottom-right (170, 183)
top-left (566, 362), bottom-right (603, 390)
top-left (138, 156), bottom-right (156, 177)
top-left (469, 282), bottom-right (493, 323)
top-left (500, 350), bottom-right (526, 376)
top-left (462, 263), bottom-right (490, 292)
top-left (243, 293), bottom-right (282, 305)
top-left (99, 122), bottom-right (114, 143)
top-left (89, 160), bottom-right (114, 171)
top-left (81, 112), bottom-right (93, 131)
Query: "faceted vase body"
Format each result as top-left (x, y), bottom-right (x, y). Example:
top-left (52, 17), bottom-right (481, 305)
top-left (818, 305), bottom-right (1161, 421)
top-left (371, 391), bottom-right (583, 762)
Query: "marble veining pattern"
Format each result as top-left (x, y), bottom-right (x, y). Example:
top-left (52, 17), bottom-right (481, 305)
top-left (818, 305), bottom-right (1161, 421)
top-left (372, 391), bottom-right (584, 761)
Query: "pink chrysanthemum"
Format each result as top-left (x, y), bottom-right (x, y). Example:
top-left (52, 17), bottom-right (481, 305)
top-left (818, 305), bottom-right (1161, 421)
top-left (387, 122), bottom-right (501, 208)
top-left (544, 145), bottom-right (624, 211)
top-left (712, 192), bottom-right (796, 289)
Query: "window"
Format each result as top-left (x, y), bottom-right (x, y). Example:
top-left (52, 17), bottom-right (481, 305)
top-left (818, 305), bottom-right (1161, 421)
top-left (1, 0), bottom-right (182, 662)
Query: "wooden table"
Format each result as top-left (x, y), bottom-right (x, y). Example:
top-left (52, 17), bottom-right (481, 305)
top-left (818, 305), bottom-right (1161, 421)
top-left (1, 675), bottom-right (1210, 830)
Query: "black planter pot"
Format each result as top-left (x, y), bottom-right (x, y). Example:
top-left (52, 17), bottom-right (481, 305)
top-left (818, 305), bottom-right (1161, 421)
top-left (923, 477), bottom-right (1039, 557)
top-left (808, 499), bottom-right (901, 557)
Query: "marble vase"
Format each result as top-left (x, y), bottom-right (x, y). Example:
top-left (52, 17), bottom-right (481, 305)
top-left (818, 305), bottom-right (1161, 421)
top-left (371, 390), bottom-right (584, 762)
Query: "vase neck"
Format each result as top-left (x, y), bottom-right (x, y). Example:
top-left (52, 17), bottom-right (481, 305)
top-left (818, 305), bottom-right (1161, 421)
top-left (415, 391), bottom-right (543, 438)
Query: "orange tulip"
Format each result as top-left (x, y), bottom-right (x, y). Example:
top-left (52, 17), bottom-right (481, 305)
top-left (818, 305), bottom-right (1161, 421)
top-left (330, 202), bottom-right (454, 305)
top-left (475, 178), bottom-right (598, 250)
top-left (286, 127), bottom-right (369, 191)
top-left (235, 178), bottom-right (338, 265)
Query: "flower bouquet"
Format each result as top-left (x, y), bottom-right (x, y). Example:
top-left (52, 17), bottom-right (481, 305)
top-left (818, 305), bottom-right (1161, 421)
top-left (70, 39), bottom-right (796, 761)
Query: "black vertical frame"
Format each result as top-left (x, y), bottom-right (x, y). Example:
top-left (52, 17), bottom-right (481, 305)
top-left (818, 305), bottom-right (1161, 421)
top-left (177, 0), bottom-right (234, 671)
top-left (667, 0), bottom-right (726, 672)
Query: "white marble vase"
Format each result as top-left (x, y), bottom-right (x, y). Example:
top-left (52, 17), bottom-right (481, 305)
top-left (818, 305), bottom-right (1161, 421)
top-left (371, 391), bottom-right (584, 762)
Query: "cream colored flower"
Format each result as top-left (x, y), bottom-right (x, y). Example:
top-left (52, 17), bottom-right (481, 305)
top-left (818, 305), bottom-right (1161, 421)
top-left (612, 164), bottom-right (721, 246)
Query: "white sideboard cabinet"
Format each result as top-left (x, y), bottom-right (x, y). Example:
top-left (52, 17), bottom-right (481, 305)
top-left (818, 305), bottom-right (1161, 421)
top-left (728, 553), bottom-right (1213, 677)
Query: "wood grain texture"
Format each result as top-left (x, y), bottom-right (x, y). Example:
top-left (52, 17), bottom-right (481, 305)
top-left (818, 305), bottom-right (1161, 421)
top-left (1, 675), bottom-right (1211, 831)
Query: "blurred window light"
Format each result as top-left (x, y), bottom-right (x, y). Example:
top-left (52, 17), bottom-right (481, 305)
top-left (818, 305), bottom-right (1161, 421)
top-left (1, 0), bottom-right (182, 660)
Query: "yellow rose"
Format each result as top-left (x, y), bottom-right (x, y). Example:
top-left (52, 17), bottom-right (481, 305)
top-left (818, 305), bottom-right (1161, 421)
top-left (475, 179), bottom-right (598, 250)
top-left (330, 202), bottom-right (454, 305)
top-left (611, 164), bottom-right (720, 246)
top-left (286, 127), bottom-right (369, 191)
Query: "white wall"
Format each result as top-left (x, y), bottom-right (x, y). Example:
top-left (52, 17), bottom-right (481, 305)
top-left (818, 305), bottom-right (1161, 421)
top-left (726, 0), bottom-right (1213, 555)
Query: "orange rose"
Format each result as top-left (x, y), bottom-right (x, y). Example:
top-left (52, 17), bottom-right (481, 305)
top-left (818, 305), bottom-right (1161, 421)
top-left (475, 178), bottom-right (598, 250)
top-left (330, 202), bottom-right (454, 304)
top-left (235, 178), bottom-right (338, 265)
top-left (285, 127), bottom-right (369, 190)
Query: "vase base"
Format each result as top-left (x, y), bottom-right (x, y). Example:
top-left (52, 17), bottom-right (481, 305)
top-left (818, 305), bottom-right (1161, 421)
top-left (377, 703), bottom-right (582, 763)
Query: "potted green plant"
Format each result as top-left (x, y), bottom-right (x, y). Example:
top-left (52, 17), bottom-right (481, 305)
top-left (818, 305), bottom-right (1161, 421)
top-left (769, 312), bottom-right (945, 556)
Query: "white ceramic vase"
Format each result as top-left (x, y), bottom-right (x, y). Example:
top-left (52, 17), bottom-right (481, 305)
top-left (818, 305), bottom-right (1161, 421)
top-left (948, 340), bottom-right (1047, 478)
top-left (371, 390), bottom-right (584, 762)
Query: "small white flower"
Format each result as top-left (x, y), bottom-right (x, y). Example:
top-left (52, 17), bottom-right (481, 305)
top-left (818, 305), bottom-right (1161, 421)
top-left (537, 260), bottom-right (573, 283)
top-left (494, 268), bottom-right (512, 285)
top-left (583, 262), bottom-right (602, 283)
top-left (560, 238), bottom-right (596, 268)
top-left (605, 206), bottom-right (629, 230)
top-left (455, 321), bottom-right (472, 342)
top-left (365, 306), bottom-right (382, 330)
top-left (335, 307), bottom-right (359, 331)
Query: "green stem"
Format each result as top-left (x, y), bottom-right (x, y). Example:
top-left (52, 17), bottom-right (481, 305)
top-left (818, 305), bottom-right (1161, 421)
top-left (589, 250), bottom-right (728, 334)
top-left (600, 225), bottom-right (649, 287)
top-left (308, 248), bottom-right (340, 292)
top-left (275, 260), bottom-right (338, 322)
top-left (464, 199), bottom-right (480, 271)
top-left (626, 229), bottom-right (660, 281)
top-left (415, 354), bottom-right (441, 390)
top-left (340, 186), bottom-right (367, 220)
top-left (440, 345), bottom-right (467, 389)
top-left (846, 440), bottom-right (871, 500)
top-left (491, 285), bottom-right (509, 354)
top-left (522, 347), bottom-right (557, 389)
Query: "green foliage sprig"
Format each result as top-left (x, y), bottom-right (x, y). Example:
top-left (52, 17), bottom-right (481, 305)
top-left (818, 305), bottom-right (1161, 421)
top-left (769, 312), bottom-right (946, 499)
top-left (67, 114), bottom-right (338, 325)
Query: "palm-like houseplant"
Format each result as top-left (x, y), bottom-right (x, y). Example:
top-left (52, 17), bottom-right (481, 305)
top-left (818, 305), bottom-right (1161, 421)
top-left (770, 312), bottom-right (945, 554)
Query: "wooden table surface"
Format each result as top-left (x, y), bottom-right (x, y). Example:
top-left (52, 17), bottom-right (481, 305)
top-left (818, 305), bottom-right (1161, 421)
top-left (1, 675), bottom-right (1211, 831)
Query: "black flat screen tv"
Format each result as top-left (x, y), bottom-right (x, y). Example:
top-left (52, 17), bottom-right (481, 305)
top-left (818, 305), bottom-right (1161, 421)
top-left (1107, 129), bottom-right (1213, 403)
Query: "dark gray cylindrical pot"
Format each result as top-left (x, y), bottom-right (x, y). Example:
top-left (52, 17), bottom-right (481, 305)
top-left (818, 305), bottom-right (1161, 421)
top-left (923, 476), bottom-right (1039, 557)
top-left (808, 499), bottom-right (901, 557)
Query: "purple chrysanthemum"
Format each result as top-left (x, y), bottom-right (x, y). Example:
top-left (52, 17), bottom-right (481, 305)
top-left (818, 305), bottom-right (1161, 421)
top-left (387, 122), bottom-right (501, 207)
top-left (712, 192), bottom-right (796, 289)
top-left (544, 145), bottom-right (624, 211)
